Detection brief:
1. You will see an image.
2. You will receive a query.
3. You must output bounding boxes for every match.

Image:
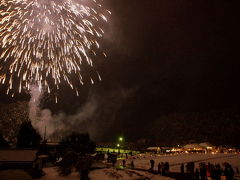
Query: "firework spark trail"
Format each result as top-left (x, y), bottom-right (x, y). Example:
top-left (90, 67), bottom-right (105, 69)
top-left (0, 0), bottom-right (110, 99)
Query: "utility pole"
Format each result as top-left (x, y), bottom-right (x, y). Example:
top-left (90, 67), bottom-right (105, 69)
top-left (43, 126), bottom-right (46, 142)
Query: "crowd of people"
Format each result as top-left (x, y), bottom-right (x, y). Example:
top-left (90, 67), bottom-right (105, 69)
top-left (149, 159), bottom-right (170, 175)
top-left (183, 161), bottom-right (238, 180)
top-left (119, 155), bottom-right (239, 180)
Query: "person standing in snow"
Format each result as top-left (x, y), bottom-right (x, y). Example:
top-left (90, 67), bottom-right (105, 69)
top-left (181, 163), bottom-right (184, 174)
top-left (200, 162), bottom-right (207, 180)
top-left (122, 159), bottom-right (126, 168)
top-left (224, 163), bottom-right (234, 180)
top-left (131, 160), bottom-right (134, 169)
top-left (150, 159), bottom-right (155, 171)
top-left (195, 168), bottom-right (200, 180)
top-left (165, 162), bottom-right (170, 175)
top-left (214, 164), bottom-right (222, 180)
top-left (161, 162), bottom-right (166, 175)
top-left (158, 163), bottom-right (162, 174)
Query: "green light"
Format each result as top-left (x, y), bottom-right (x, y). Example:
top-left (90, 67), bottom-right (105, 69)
top-left (119, 137), bottom-right (123, 141)
top-left (117, 144), bottom-right (120, 147)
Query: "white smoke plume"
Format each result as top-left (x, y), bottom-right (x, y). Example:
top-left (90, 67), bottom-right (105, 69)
top-left (28, 84), bottom-right (97, 140)
top-left (28, 84), bottom-right (43, 130)
top-left (28, 84), bottom-right (136, 141)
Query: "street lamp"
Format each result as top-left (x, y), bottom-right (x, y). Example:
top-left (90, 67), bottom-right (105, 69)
top-left (119, 137), bottom-right (123, 142)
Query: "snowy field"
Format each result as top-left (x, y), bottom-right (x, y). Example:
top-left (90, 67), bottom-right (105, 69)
top-left (39, 167), bottom-right (174, 180)
top-left (39, 153), bottom-right (240, 180)
top-left (1, 153), bottom-right (239, 180)
top-left (126, 153), bottom-right (240, 173)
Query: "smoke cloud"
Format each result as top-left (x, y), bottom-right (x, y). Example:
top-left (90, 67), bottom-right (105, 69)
top-left (28, 85), bottom-right (135, 141)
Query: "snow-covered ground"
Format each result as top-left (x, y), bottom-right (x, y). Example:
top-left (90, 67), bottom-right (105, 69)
top-left (126, 153), bottom-right (240, 173)
top-left (2, 153), bottom-right (238, 180)
top-left (0, 169), bottom-right (32, 180)
top-left (90, 168), bottom-right (174, 180)
top-left (39, 153), bottom-right (240, 180)
top-left (40, 167), bottom-right (174, 180)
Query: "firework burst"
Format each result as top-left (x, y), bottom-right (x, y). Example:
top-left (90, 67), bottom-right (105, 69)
top-left (0, 0), bottom-right (110, 98)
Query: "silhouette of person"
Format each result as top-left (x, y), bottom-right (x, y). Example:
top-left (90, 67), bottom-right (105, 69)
top-left (150, 159), bottom-right (155, 171)
top-left (181, 163), bottom-right (184, 174)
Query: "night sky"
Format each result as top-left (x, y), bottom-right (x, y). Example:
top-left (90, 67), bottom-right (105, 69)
top-left (1, 0), bottom-right (240, 145)
top-left (108, 0), bottom-right (240, 110)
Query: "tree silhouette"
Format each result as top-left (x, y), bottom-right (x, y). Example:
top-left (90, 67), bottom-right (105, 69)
top-left (60, 133), bottom-right (95, 154)
top-left (0, 101), bottom-right (28, 144)
top-left (58, 132), bottom-right (95, 179)
top-left (17, 121), bottom-right (42, 148)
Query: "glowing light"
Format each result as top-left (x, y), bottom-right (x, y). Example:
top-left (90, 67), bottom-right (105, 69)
top-left (0, 0), bottom-right (110, 97)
